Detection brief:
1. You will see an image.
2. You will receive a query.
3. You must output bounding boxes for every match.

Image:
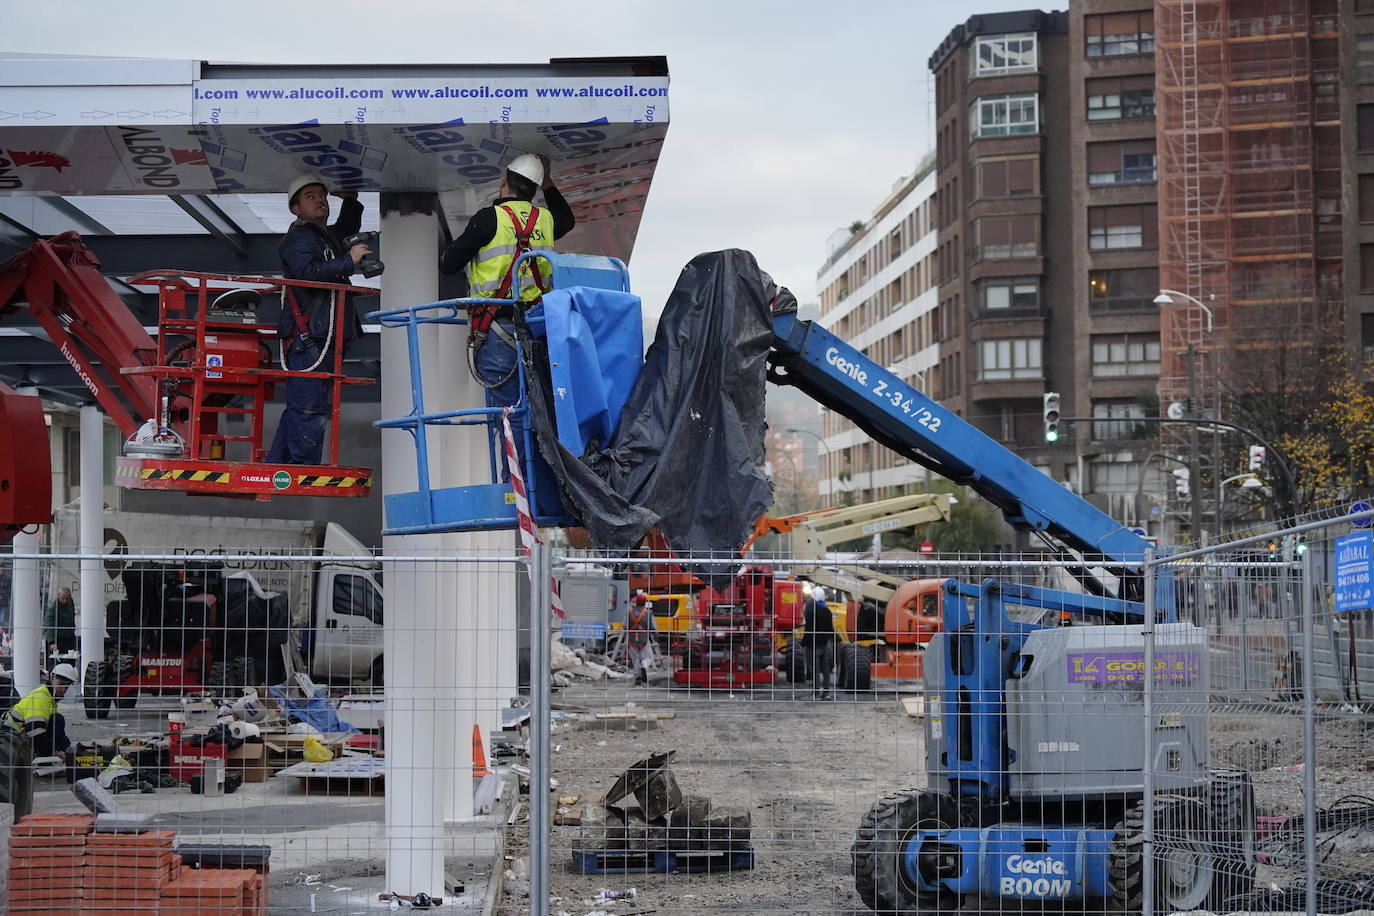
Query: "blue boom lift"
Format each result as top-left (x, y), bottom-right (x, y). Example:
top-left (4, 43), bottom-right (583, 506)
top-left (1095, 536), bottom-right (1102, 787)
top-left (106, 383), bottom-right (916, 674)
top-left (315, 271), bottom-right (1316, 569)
top-left (376, 258), bottom-right (1254, 914)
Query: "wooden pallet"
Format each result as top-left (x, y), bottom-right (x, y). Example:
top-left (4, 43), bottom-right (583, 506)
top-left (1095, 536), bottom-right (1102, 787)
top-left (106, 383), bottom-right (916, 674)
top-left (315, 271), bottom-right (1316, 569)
top-left (570, 847), bottom-right (754, 875)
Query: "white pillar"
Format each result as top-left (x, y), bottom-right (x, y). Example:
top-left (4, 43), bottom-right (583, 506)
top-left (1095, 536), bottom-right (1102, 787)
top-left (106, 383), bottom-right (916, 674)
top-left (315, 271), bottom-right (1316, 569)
top-left (11, 386), bottom-right (42, 693)
top-left (381, 198), bottom-right (446, 896)
top-left (79, 403), bottom-right (105, 682)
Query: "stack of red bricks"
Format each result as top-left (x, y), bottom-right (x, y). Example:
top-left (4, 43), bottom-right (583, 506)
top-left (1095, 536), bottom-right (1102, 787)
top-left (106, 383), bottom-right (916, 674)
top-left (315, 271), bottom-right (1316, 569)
top-left (8, 813), bottom-right (94, 915)
top-left (86, 828), bottom-right (182, 914)
top-left (5, 814), bottom-right (269, 915)
top-left (160, 867), bottom-right (266, 915)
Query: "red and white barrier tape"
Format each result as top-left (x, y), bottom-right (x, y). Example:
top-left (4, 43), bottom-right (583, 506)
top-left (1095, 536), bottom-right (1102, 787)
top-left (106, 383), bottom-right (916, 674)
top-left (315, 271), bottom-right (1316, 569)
top-left (502, 408), bottom-right (565, 619)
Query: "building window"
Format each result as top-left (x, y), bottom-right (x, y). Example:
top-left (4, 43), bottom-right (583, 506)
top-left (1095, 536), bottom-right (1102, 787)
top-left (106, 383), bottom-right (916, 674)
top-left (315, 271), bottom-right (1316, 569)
top-left (1359, 36), bottom-right (1374, 85)
top-left (1086, 76), bottom-right (1155, 120)
top-left (977, 155), bottom-right (1039, 198)
top-left (1085, 11), bottom-right (1154, 57)
top-left (980, 277), bottom-right (1040, 313)
top-left (1362, 176), bottom-right (1374, 224)
top-left (1091, 400), bottom-right (1149, 440)
top-left (1363, 314), bottom-right (1374, 363)
top-left (978, 338), bottom-right (1042, 381)
top-left (1090, 456), bottom-right (1143, 491)
top-left (1091, 334), bottom-right (1160, 377)
top-left (1089, 204), bottom-right (1157, 250)
top-left (1087, 139), bottom-right (1157, 185)
top-left (1362, 244), bottom-right (1374, 291)
top-left (1361, 106), bottom-right (1374, 152)
top-left (972, 32), bottom-right (1038, 76)
top-left (971, 93), bottom-right (1040, 138)
top-left (1089, 267), bottom-right (1159, 312)
top-left (975, 215), bottom-right (1039, 259)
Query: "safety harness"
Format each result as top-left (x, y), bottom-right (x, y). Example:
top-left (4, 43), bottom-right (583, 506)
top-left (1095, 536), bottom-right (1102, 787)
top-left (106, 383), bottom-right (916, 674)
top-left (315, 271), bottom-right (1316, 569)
top-left (467, 204), bottom-right (547, 389)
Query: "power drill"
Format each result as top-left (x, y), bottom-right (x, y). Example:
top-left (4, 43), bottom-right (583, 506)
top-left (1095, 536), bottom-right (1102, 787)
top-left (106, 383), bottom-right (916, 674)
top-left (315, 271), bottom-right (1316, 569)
top-left (343, 231), bottom-right (384, 278)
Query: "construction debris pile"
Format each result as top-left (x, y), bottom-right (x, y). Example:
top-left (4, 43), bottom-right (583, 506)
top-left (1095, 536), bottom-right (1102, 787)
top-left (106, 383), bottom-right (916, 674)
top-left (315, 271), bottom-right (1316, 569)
top-left (570, 751), bottom-right (753, 874)
top-left (551, 639), bottom-right (632, 688)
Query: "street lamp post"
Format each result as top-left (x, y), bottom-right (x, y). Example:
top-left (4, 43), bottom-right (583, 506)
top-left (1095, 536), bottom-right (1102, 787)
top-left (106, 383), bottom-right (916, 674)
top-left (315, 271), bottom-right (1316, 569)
top-left (785, 427), bottom-right (831, 507)
top-left (1155, 290), bottom-right (1217, 541)
top-left (1218, 472), bottom-right (1265, 529)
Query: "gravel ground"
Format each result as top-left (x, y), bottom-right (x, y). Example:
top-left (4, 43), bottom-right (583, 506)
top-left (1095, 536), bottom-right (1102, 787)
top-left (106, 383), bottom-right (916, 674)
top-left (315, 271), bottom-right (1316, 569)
top-left (498, 678), bottom-right (924, 915)
top-left (495, 680), bottom-right (1374, 916)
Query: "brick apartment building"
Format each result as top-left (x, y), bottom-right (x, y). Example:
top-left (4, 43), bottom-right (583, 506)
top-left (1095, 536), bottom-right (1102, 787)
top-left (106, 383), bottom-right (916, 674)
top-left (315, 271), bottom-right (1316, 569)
top-left (926, 7), bottom-right (1164, 533)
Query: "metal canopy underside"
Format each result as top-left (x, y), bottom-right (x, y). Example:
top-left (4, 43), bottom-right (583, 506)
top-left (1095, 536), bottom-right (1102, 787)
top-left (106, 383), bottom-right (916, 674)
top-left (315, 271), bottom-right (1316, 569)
top-left (0, 54), bottom-right (669, 406)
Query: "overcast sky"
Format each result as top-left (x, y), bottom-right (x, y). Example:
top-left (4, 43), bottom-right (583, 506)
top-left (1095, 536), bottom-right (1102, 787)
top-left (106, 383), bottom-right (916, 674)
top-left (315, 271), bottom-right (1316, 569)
top-left (4, 0), bottom-right (1042, 315)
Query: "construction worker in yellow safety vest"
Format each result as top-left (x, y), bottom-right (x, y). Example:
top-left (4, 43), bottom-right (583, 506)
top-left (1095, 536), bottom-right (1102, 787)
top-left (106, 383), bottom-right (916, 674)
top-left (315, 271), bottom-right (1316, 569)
top-left (2, 663), bottom-right (78, 819)
top-left (439, 152), bottom-right (576, 412)
top-left (626, 593), bottom-right (657, 685)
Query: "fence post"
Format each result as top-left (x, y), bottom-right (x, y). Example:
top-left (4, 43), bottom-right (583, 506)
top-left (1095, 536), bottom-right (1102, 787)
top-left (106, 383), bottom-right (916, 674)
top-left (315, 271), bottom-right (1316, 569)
top-left (1141, 547), bottom-right (1156, 916)
top-left (530, 541), bottom-right (552, 916)
top-left (1299, 548), bottom-right (1317, 916)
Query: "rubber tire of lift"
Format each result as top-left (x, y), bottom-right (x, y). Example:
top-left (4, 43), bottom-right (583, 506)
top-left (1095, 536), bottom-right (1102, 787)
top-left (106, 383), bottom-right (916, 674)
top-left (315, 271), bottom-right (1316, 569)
top-left (836, 643), bottom-right (873, 693)
top-left (208, 661), bottom-right (228, 692)
top-left (113, 655), bottom-right (137, 708)
top-left (1208, 768), bottom-right (1257, 910)
top-left (852, 787), bottom-right (962, 915)
top-left (83, 661), bottom-right (113, 720)
top-left (779, 647), bottom-right (808, 685)
top-left (1110, 794), bottom-right (1217, 913)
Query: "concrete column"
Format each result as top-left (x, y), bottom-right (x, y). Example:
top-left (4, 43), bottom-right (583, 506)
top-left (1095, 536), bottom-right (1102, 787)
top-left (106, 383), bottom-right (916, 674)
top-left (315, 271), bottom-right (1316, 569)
top-left (380, 195), bottom-right (447, 896)
top-left (79, 403), bottom-right (105, 681)
top-left (11, 386), bottom-right (42, 693)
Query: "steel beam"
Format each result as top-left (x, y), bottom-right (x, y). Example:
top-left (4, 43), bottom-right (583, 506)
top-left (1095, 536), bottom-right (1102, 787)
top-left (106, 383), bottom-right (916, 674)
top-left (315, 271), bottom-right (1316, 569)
top-left (170, 194), bottom-right (248, 257)
top-left (81, 233), bottom-right (285, 275)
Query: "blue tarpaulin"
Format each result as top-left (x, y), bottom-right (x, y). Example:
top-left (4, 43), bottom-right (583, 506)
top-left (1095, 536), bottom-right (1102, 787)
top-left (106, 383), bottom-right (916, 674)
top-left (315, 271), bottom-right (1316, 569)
top-left (539, 287), bottom-right (643, 456)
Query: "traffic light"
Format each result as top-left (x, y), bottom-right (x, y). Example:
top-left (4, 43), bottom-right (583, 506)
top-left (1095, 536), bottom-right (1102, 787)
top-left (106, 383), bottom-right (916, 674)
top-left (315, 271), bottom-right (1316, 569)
top-left (1267, 540), bottom-right (1278, 560)
top-left (1172, 467), bottom-right (1190, 498)
top-left (1247, 445), bottom-right (1266, 471)
top-left (1043, 392), bottom-right (1061, 442)
top-left (1295, 535), bottom-right (1308, 557)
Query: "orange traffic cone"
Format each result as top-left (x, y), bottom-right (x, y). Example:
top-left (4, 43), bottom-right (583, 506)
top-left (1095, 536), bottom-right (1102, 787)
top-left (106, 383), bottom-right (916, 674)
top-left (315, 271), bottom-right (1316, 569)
top-left (472, 724), bottom-right (491, 778)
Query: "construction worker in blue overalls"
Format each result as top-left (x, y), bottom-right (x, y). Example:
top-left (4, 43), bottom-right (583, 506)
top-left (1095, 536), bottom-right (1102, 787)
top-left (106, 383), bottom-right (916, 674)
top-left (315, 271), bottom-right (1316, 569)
top-left (2, 663), bottom-right (77, 819)
top-left (439, 153), bottom-right (576, 411)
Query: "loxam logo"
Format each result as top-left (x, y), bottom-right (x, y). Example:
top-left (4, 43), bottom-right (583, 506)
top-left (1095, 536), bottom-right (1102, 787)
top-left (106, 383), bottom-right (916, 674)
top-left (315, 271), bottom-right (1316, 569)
top-left (119, 127), bottom-right (187, 189)
top-left (0, 149), bottom-right (73, 190)
top-left (251, 122), bottom-right (381, 192)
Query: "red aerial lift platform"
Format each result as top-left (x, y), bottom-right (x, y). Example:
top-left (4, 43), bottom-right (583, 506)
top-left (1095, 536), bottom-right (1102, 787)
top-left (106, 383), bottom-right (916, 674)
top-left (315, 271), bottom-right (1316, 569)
top-left (0, 233), bottom-right (374, 501)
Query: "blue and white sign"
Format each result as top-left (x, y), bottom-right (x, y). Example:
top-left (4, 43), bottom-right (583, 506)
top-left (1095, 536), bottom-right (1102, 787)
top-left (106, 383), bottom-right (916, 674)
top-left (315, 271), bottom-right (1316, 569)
top-left (1350, 501), bottom-right (1373, 529)
top-left (1335, 530), bottom-right (1374, 613)
top-left (205, 353), bottom-right (223, 379)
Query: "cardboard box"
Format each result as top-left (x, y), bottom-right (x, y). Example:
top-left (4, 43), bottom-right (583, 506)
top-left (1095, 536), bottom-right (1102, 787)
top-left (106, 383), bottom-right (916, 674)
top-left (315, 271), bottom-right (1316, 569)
top-left (227, 739), bottom-right (270, 782)
top-left (259, 730), bottom-right (349, 769)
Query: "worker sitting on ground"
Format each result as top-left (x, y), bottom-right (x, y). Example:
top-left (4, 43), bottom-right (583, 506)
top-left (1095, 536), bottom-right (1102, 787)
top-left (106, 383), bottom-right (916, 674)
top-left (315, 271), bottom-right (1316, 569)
top-left (439, 153), bottom-right (575, 411)
top-left (625, 592), bottom-right (657, 685)
top-left (3, 663), bottom-right (78, 818)
top-left (266, 175), bottom-right (369, 465)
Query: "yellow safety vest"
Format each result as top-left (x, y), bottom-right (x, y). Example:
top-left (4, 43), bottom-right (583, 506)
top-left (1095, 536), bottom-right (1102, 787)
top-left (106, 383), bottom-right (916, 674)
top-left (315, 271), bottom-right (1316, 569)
top-left (467, 201), bottom-right (554, 303)
top-left (5, 685), bottom-right (57, 734)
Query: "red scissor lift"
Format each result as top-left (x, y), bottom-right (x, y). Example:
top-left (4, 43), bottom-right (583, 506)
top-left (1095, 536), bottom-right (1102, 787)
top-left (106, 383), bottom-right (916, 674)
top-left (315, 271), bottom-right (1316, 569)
top-left (0, 232), bottom-right (374, 501)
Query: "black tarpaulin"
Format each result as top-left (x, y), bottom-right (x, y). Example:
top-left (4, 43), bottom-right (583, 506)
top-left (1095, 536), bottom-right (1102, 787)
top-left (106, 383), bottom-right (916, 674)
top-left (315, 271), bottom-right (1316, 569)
top-left (526, 249), bottom-right (791, 555)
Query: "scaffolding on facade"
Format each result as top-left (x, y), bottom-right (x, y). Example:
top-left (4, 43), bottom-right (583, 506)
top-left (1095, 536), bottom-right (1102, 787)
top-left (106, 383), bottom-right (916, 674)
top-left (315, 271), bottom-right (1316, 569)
top-left (1155, 0), bottom-right (1342, 533)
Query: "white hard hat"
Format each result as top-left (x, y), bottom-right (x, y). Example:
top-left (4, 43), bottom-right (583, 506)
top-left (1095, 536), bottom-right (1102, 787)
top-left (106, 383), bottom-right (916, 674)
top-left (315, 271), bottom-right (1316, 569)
top-left (810, 586), bottom-right (827, 604)
top-left (507, 153), bottom-right (544, 186)
top-left (50, 663), bottom-right (79, 684)
top-left (287, 174), bottom-right (327, 206)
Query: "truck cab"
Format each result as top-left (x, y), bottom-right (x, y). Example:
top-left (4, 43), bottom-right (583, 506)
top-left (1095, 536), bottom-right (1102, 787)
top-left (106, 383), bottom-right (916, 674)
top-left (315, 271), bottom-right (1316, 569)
top-left (303, 523), bottom-right (384, 685)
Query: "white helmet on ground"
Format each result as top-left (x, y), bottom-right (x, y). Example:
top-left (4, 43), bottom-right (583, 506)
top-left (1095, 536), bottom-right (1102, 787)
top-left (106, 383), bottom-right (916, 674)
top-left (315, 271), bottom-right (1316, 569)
top-left (287, 174), bottom-right (327, 207)
top-left (506, 153), bottom-right (544, 186)
top-left (50, 663), bottom-right (79, 684)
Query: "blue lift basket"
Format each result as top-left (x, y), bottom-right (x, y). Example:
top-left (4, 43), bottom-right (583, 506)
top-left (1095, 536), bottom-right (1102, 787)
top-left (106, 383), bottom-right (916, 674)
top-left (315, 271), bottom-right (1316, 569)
top-left (367, 251), bottom-right (631, 535)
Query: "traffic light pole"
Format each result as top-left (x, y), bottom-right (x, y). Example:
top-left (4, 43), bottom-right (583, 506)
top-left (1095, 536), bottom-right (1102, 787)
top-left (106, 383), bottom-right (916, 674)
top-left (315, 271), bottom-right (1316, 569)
top-left (1058, 414), bottom-right (1298, 520)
